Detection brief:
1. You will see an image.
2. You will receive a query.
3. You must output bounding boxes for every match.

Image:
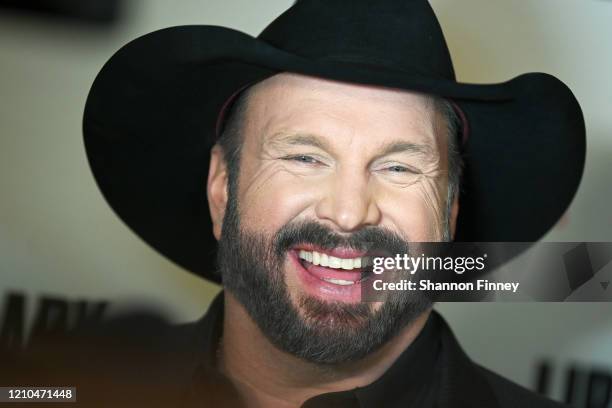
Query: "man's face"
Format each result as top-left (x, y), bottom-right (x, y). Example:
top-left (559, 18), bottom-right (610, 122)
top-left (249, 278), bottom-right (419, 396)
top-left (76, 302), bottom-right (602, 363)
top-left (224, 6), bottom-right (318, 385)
top-left (209, 73), bottom-right (456, 363)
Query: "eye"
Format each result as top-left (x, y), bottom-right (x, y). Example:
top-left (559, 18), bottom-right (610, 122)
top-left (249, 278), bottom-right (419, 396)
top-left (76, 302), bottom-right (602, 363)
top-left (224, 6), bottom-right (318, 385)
top-left (374, 161), bottom-right (422, 177)
top-left (283, 155), bottom-right (320, 165)
top-left (386, 164), bottom-right (421, 174)
top-left (388, 165), bottom-right (410, 173)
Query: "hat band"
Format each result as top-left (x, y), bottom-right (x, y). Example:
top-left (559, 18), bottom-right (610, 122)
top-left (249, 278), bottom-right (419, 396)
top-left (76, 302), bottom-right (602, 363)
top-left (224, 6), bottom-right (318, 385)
top-left (449, 100), bottom-right (470, 145)
top-left (214, 84), bottom-right (254, 139)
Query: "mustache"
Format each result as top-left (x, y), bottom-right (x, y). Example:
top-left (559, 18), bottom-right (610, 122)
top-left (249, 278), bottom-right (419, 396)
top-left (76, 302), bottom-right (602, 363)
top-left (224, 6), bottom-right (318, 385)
top-left (272, 220), bottom-right (411, 258)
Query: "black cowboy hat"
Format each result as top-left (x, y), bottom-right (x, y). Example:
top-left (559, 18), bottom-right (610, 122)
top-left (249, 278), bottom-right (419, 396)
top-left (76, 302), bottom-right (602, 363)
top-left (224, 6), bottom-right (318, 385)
top-left (83, 0), bottom-right (586, 283)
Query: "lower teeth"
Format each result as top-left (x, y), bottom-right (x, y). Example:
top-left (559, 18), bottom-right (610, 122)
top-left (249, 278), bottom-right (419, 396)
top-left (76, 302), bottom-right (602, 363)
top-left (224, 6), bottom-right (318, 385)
top-left (299, 258), bottom-right (370, 285)
top-left (322, 278), bottom-right (356, 286)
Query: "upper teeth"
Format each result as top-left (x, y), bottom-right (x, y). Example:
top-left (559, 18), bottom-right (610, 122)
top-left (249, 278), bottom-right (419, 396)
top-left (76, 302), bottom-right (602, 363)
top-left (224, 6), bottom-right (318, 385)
top-left (298, 250), bottom-right (368, 270)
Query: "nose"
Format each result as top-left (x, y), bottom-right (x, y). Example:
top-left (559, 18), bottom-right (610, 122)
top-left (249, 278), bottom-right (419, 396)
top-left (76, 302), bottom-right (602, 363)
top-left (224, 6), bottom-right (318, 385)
top-left (314, 166), bottom-right (382, 232)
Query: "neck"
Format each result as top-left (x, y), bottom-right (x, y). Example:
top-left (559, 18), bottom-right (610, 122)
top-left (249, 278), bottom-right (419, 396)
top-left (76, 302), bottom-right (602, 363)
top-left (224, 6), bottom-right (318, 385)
top-left (218, 292), bottom-right (431, 408)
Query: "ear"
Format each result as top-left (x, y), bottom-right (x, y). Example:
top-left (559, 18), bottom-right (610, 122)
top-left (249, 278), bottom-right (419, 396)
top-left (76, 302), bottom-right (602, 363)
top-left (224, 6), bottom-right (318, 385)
top-left (207, 145), bottom-right (229, 241)
top-left (449, 192), bottom-right (460, 240)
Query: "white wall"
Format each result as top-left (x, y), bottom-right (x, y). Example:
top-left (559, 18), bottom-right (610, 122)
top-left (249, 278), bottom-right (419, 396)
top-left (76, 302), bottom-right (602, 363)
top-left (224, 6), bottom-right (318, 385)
top-left (1, 0), bottom-right (611, 398)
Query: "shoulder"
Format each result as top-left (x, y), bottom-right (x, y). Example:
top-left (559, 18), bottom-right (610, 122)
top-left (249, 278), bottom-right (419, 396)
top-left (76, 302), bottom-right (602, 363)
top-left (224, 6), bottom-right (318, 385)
top-left (2, 310), bottom-right (207, 407)
top-left (432, 311), bottom-right (568, 408)
top-left (475, 364), bottom-right (569, 408)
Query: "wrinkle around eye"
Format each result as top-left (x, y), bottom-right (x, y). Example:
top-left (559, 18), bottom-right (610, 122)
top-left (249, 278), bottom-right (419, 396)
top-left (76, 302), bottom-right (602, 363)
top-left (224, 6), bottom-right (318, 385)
top-left (243, 158), bottom-right (325, 198)
top-left (374, 164), bottom-right (443, 189)
top-left (379, 173), bottom-right (423, 189)
top-left (241, 161), bottom-right (287, 197)
top-left (417, 179), bottom-right (447, 236)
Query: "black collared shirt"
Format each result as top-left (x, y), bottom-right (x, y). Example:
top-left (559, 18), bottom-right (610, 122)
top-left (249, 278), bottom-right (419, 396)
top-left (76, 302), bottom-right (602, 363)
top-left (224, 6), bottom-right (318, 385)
top-left (182, 292), bottom-right (442, 408)
top-left (3, 292), bottom-right (565, 407)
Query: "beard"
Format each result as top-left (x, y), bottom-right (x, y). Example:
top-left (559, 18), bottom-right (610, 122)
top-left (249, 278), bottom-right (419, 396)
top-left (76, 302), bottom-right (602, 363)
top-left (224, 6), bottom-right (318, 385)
top-left (217, 190), bottom-right (433, 364)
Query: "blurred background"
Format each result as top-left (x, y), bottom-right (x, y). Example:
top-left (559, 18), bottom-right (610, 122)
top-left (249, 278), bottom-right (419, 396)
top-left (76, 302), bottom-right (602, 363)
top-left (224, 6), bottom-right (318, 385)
top-left (1, 0), bottom-right (611, 405)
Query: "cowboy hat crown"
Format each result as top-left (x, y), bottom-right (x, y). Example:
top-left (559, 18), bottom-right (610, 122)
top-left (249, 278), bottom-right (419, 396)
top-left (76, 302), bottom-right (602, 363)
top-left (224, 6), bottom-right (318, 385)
top-left (259, 0), bottom-right (455, 80)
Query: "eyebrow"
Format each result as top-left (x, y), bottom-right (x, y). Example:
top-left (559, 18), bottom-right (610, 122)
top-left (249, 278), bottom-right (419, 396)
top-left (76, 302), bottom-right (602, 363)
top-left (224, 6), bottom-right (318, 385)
top-left (269, 133), bottom-right (331, 151)
top-left (268, 132), bottom-right (435, 161)
top-left (376, 141), bottom-right (435, 159)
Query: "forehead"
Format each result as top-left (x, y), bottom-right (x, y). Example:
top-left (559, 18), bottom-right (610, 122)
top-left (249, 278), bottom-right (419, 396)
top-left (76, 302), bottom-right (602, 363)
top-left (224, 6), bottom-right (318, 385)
top-left (242, 73), bottom-right (442, 148)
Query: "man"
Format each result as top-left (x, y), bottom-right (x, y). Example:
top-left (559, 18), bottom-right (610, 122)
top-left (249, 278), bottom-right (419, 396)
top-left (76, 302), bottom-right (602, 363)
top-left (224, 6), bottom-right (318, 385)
top-left (208, 73), bottom-right (456, 406)
top-left (5, 0), bottom-right (584, 406)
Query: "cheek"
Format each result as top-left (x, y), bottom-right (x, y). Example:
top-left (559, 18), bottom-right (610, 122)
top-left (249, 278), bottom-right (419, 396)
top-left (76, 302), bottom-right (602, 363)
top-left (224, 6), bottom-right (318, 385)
top-left (239, 169), bottom-right (317, 234)
top-left (378, 182), bottom-right (445, 241)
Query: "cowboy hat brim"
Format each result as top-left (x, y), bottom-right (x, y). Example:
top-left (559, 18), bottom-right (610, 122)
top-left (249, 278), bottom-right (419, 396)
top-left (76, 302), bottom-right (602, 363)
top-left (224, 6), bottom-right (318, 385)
top-left (83, 25), bottom-right (586, 282)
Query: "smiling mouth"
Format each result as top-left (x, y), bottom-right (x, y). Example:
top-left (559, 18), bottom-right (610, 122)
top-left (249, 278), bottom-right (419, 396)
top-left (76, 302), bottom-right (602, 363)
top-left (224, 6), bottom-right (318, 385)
top-left (295, 249), bottom-right (373, 286)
